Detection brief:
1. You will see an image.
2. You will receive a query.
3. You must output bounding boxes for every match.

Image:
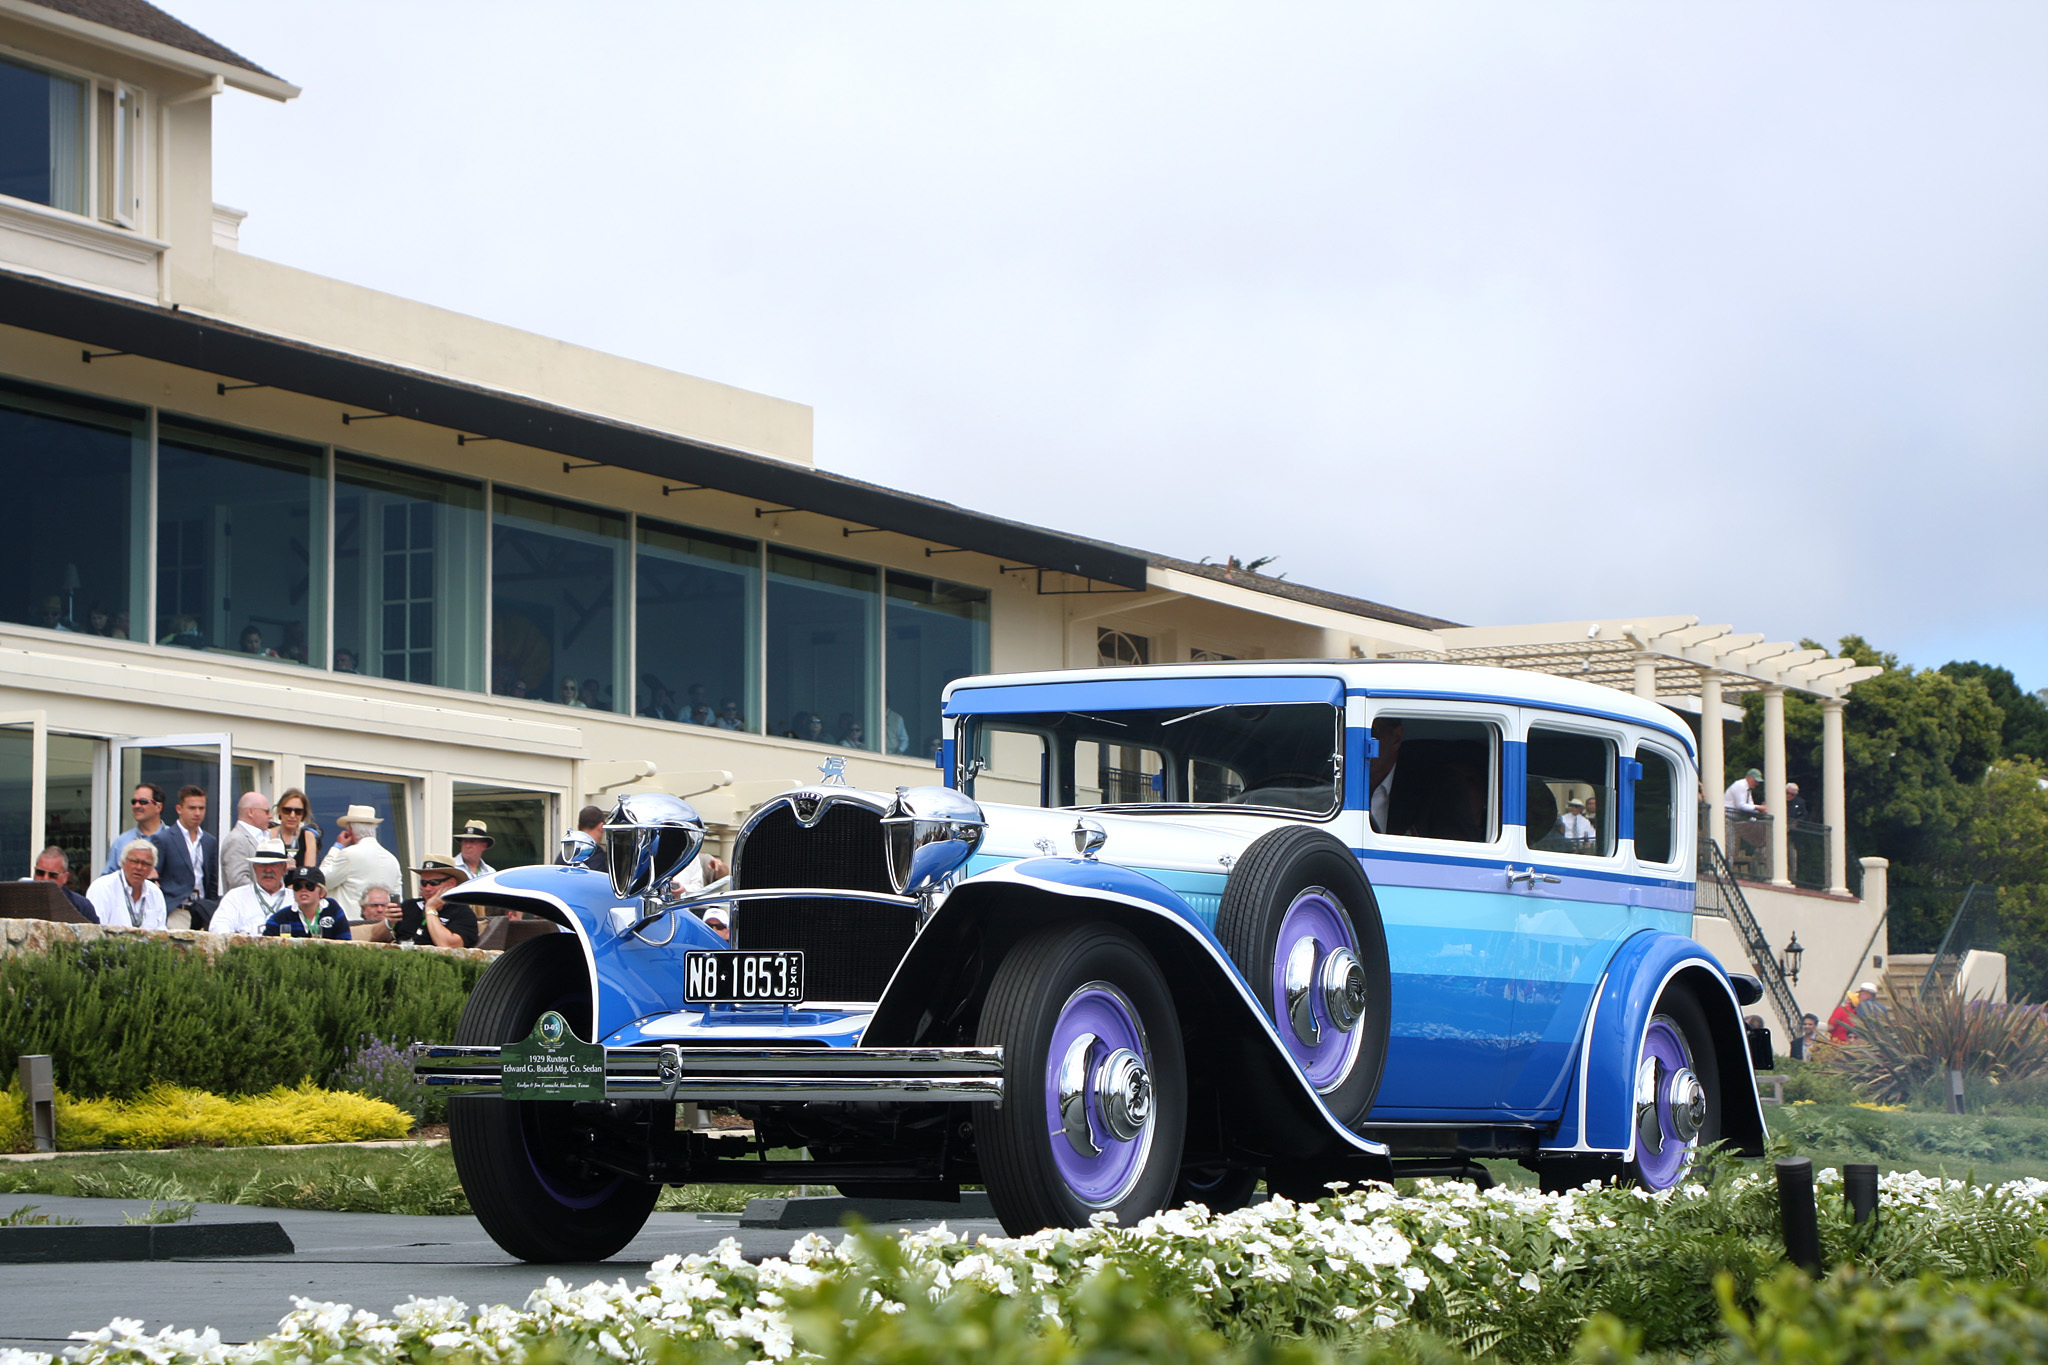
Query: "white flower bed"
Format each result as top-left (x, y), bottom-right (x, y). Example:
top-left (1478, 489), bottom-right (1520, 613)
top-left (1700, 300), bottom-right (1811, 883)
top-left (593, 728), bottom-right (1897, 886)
top-left (12, 1169), bottom-right (2048, 1365)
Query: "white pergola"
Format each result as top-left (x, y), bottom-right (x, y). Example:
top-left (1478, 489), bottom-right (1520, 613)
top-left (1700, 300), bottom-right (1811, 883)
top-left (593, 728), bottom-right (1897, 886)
top-left (1390, 616), bottom-right (1881, 894)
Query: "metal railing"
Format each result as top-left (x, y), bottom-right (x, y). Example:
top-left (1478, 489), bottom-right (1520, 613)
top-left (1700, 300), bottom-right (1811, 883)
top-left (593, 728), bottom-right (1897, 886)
top-left (1920, 882), bottom-right (1998, 1001)
top-left (1704, 805), bottom-right (1834, 891)
top-left (1696, 832), bottom-right (1801, 1038)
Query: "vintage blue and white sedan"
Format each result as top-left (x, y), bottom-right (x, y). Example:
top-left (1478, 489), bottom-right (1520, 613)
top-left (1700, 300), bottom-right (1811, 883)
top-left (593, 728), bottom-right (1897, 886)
top-left (424, 661), bottom-right (1768, 1261)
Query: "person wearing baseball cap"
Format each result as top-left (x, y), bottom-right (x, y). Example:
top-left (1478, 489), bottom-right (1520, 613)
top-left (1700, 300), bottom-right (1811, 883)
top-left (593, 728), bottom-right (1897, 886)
top-left (453, 820), bottom-right (497, 880)
top-left (262, 864), bottom-right (351, 940)
top-left (1827, 981), bottom-right (1882, 1044)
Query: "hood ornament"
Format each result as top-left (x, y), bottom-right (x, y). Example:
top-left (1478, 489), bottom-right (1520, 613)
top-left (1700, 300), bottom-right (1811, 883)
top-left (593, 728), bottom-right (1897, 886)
top-left (1073, 817), bottom-right (1107, 860)
top-left (817, 756), bottom-right (851, 786)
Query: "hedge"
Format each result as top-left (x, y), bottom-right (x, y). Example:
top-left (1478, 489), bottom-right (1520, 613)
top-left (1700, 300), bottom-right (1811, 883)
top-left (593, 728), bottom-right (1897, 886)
top-left (0, 937), bottom-right (483, 1099)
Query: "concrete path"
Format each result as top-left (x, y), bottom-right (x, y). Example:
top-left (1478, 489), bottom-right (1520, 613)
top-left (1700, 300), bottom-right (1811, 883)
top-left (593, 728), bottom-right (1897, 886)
top-left (0, 1195), bottom-right (1003, 1354)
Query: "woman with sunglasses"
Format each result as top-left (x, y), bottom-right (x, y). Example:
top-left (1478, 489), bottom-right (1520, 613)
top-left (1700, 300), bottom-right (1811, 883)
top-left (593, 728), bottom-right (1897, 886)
top-left (275, 787), bottom-right (320, 870)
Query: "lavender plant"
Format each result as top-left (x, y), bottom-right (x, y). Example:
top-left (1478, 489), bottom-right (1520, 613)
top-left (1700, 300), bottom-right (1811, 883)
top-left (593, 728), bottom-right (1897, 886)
top-left (332, 1036), bottom-right (429, 1128)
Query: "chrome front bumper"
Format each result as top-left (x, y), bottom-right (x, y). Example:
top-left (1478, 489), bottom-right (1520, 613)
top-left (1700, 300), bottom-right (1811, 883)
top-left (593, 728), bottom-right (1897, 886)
top-left (415, 1044), bottom-right (1004, 1103)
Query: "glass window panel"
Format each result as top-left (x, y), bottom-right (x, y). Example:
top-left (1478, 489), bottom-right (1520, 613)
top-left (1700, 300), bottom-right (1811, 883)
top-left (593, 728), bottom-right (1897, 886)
top-left (157, 421), bottom-right (323, 664)
top-left (1526, 726), bottom-right (1617, 858)
top-left (491, 491), bottom-right (626, 709)
top-left (885, 573), bottom-right (988, 760)
top-left (766, 549), bottom-right (876, 749)
top-left (1372, 716), bottom-right (1499, 844)
top-left (452, 782), bottom-right (550, 872)
top-left (635, 519), bottom-right (759, 730)
top-left (0, 379), bottom-right (145, 637)
top-left (0, 55), bottom-right (86, 214)
top-left (306, 770), bottom-right (412, 875)
top-left (334, 454), bottom-right (484, 689)
top-left (0, 726), bottom-right (30, 878)
top-left (1633, 747), bottom-right (1679, 865)
top-left (46, 733), bottom-right (99, 881)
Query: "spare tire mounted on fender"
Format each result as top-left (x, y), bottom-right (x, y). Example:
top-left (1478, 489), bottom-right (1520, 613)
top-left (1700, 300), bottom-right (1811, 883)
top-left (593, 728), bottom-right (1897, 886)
top-left (1216, 826), bottom-right (1391, 1126)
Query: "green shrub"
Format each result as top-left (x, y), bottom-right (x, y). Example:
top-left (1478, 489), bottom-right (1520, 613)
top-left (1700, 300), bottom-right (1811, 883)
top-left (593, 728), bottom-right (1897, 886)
top-left (1826, 990), bottom-right (2048, 1103)
top-left (1776, 1055), bottom-right (1864, 1105)
top-left (0, 937), bottom-right (482, 1099)
top-left (333, 1036), bottom-right (439, 1126)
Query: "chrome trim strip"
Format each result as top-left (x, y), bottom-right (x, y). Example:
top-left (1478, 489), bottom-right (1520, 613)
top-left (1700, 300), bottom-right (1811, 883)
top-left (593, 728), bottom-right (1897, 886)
top-left (668, 886), bottom-right (921, 913)
top-left (418, 1044), bottom-right (1004, 1076)
top-left (419, 1075), bottom-right (1001, 1102)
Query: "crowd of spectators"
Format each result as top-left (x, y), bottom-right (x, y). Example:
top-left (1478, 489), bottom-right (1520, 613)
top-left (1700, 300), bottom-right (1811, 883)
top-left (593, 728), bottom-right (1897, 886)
top-left (26, 788), bottom-right (730, 949)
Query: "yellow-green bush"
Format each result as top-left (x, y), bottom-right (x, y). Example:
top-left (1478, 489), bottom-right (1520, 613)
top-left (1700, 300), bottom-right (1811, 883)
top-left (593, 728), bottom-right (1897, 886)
top-left (3, 1080), bottom-right (409, 1151)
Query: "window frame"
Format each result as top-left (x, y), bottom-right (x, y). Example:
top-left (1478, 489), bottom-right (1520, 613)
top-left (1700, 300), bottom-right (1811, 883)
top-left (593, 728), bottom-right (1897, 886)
top-left (1364, 704), bottom-right (1508, 851)
top-left (0, 42), bottom-right (145, 226)
top-left (1628, 739), bottom-right (1689, 872)
top-left (1520, 717), bottom-right (1624, 862)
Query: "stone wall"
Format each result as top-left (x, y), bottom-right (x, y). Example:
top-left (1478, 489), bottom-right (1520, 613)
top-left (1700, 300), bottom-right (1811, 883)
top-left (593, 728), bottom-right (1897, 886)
top-left (0, 918), bottom-right (496, 964)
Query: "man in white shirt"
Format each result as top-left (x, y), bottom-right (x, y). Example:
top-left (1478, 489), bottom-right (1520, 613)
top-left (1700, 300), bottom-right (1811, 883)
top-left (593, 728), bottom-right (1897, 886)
top-left (454, 820), bottom-right (498, 879)
top-left (210, 839), bottom-right (293, 935)
top-left (1722, 767), bottom-right (1770, 865)
top-left (219, 791), bottom-right (273, 893)
top-left (1555, 796), bottom-right (1597, 852)
top-left (86, 839), bottom-right (167, 929)
top-left (1723, 768), bottom-right (1768, 816)
top-left (320, 805), bottom-right (403, 917)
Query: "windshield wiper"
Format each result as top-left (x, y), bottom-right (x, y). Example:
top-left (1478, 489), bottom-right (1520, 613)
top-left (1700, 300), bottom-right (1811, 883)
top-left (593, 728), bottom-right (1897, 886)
top-left (1062, 712), bottom-right (1128, 728)
top-left (1161, 704), bottom-right (1229, 727)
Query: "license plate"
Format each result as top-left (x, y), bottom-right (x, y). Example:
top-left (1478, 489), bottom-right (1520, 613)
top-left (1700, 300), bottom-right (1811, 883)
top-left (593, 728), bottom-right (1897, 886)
top-left (684, 950), bottom-right (805, 1003)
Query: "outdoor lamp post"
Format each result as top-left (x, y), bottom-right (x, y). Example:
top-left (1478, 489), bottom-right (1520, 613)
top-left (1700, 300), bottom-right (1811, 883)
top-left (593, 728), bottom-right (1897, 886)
top-left (1780, 931), bottom-right (1804, 985)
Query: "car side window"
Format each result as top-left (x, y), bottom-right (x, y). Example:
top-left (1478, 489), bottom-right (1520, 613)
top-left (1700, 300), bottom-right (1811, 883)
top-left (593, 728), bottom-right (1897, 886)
top-left (1371, 715), bottom-right (1499, 844)
top-left (1525, 726), bottom-right (1617, 858)
top-left (1073, 739), bottom-right (1168, 805)
top-left (1632, 747), bottom-right (1679, 865)
top-left (973, 728), bottom-right (1051, 806)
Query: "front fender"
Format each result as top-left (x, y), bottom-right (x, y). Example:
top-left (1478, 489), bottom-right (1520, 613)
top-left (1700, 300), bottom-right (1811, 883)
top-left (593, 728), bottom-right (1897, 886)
top-left (1542, 929), bottom-right (1768, 1159)
top-left (444, 866), bottom-right (726, 1041)
top-left (866, 857), bottom-right (1389, 1166)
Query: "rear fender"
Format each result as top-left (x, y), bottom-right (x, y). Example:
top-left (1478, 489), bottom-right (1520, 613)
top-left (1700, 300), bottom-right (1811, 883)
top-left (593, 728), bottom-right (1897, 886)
top-left (443, 866), bottom-right (726, 1041)
top-left (1542, 929), bottom-right (1768, 1159)
top-left (866, 857), bottom-right (1388, 1165)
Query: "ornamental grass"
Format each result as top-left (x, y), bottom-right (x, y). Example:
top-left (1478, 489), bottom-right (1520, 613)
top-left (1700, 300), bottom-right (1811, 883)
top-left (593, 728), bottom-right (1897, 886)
top-left (1, 1079), bottom-right (409, 1152)
top-left (1825, 989), bottom-right (2048, 1103)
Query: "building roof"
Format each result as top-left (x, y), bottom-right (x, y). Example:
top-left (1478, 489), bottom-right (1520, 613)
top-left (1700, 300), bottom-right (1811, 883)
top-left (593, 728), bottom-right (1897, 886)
top-left (1145, 553), bottom-right (1460, 633)
top-left (18, 0), bottom-right (276, 76)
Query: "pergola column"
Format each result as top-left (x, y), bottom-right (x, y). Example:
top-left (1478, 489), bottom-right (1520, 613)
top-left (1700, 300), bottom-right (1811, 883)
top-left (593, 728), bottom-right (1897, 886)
top-left (1763, 685), bottom-right (1790, 887)
top-left (1822, 697), bottom-right (1849, 895)
top-left (1699, 669), bottom-right (1725, 851)
top-left (1633, 652), bottom-right (1658, 700)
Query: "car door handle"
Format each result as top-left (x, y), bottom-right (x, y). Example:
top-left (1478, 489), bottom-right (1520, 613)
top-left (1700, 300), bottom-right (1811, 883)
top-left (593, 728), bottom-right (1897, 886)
top-left (1507, 867), bottom-right (1561, 886)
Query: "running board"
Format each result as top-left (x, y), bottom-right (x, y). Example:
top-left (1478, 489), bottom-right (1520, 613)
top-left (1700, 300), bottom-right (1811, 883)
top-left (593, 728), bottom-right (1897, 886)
top-left (416, 1044), bottom-right (1005, 1104)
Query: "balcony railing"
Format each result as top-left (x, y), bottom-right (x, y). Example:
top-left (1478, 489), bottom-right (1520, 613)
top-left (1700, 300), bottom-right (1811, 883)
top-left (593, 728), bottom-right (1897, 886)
top-left (1702, 805), bottom-right (1833, 890)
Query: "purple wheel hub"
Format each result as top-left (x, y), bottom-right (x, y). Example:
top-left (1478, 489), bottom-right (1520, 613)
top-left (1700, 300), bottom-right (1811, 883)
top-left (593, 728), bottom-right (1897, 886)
top-left (1044, 981), bottom-right (1155, 1206)
top-left (1634, 1016), bottom-right (1700, 1190)
top-left (1271, 888), bottom-right (1364, 1092)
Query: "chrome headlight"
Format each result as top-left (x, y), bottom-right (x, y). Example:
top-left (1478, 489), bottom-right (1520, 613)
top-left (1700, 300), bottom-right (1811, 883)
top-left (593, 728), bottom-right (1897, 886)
top-left (881, 786), bottom-right (986, 894)
top-left (559, 830), bottom-right (596, 866)
top-left (602, 792), bottom-right (706, 899)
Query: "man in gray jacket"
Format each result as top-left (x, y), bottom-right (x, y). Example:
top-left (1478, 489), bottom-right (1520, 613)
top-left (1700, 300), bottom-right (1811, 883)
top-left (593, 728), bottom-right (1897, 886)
top-left (219, 790), bottom-right (273, 893)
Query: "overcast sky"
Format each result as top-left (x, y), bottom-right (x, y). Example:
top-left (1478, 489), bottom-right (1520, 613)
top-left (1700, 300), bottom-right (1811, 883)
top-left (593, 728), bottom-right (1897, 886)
top-left (178, 2), bottom-right (2048, 690)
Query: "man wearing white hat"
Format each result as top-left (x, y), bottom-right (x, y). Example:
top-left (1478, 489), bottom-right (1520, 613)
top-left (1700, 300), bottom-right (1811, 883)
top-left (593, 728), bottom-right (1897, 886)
top-left (320, 805), bottom-right (403, 918)
top-left (454, 820), bottom-right (497, 879)
top-left (210, 838), bottom-right (294, 936)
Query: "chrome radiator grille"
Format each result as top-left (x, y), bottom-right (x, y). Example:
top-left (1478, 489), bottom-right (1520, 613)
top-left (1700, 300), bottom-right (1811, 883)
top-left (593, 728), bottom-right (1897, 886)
top-left (734, 802), bottom-right (914, 1003)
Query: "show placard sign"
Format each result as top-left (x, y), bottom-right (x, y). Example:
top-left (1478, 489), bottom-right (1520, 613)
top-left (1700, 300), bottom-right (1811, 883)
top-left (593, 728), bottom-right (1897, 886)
top-left (499, 1010), bottom-right (605, 1101)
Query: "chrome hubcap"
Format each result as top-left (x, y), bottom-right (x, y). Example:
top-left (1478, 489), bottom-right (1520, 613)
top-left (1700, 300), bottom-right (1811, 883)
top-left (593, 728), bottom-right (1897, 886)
top-left (1320, 947), bottom-right (1366, 1032)
top-left (1285, 937), bottom-right (1320, 1045)
top-left (1058, 1033), bottom-right (1152, 1158)
top-left (1668, 1067), bottom-right (1706, 1143)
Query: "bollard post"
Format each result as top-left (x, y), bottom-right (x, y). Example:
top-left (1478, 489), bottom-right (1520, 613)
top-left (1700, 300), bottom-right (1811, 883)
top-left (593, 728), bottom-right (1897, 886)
top-left (1843, 1163), bottom-right (1880, 1226)
top-left (1948, 1069), bottom-right (1966, 1115)
top-left (18, 1054), bottom-right (55, 1153)
top-left (1776, 1156), bottom-right (1823, 1273)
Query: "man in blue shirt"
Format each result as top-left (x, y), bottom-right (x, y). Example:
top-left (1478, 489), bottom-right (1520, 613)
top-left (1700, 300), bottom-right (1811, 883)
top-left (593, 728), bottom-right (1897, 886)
top-left (104, 783), bottom-right (167, 873)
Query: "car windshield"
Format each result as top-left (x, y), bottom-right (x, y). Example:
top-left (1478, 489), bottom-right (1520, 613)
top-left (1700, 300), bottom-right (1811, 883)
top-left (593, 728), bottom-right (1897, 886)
top-left (961, 702), bottom-right (1342, 815)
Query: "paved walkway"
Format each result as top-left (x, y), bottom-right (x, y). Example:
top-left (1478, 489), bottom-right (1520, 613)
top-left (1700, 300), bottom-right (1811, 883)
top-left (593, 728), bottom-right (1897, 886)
top-left (0, 1195), bottom-right (1002, 1354)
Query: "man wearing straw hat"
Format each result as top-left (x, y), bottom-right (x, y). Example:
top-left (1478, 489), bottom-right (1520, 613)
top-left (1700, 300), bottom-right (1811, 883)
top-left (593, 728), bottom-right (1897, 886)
top-left (454, 820), bottom-right (498, 879)
top-left (210, 838), bottom-right (294, 936)
top-left (380, 854), bottom-right (480, 948)
top-left (320, 804), bottom-right (402, 918)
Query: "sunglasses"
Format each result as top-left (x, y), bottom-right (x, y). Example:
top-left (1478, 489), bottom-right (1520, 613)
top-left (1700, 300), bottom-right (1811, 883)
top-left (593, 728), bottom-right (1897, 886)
top-left (420, 874), bottom-right (458, 886)
top-left (130, 797), bottom-right (157, 807)
top-left (32, 868), bottom-right (59, 879)
top-left (280, 807), bottom-right (306, 816)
